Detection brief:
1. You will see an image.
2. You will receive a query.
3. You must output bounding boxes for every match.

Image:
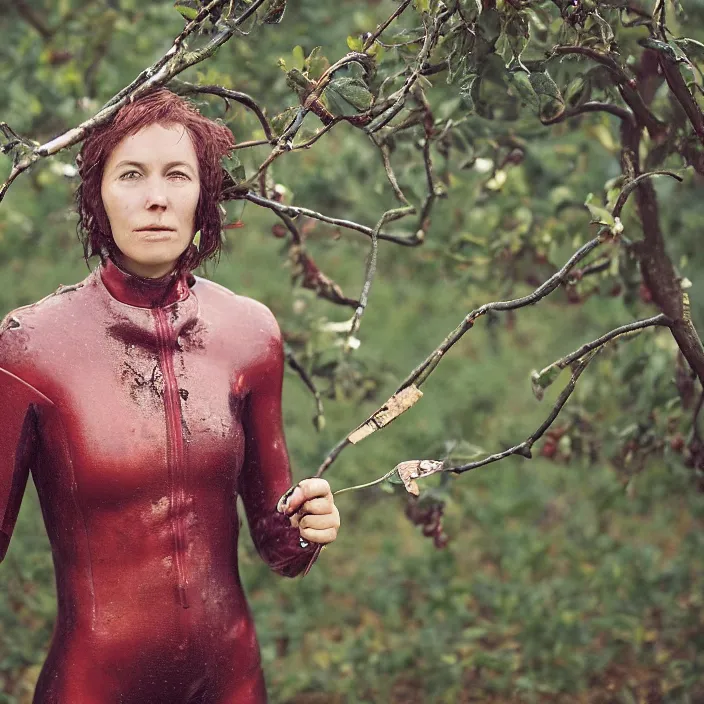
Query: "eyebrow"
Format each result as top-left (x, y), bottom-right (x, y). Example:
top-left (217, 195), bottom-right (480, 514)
top-left (114, 160), bottom-right (195, 171)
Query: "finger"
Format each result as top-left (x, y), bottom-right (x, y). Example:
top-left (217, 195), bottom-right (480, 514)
top-left (296, 478), bottom-right (331, 501)
top-left (278, 485), bottom-right (306, 515)
top-left (299, 496), bottom-right (334, 516)
top-left (298, 512), bottom-right (340, 531)
top-left (283, 479), bottom-right (331, 515)
top-left (290, 504), bottom-right (340, 529)
top-left (299, 526), bottom-right (338, 545)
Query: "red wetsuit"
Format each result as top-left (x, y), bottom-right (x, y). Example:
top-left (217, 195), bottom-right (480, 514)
top-left (0, 257), bottom-right (319, 703)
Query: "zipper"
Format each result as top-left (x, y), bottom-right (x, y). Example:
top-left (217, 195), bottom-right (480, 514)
top-left (153, 307), bottom-right (190, 609)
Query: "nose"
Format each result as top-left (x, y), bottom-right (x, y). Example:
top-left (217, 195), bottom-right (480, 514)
top-left (144, 178), bottom-right (168, 210)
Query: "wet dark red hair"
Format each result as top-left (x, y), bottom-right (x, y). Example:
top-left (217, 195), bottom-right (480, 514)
top-left (75, 88), bottom-right (235, 272)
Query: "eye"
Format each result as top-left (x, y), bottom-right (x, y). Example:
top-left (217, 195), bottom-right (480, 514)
top-left (119, 170), bottom-right (140, 180)
top-left (169, 171), bottom-right (190, 180)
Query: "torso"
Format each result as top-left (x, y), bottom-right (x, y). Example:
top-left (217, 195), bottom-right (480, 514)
top-left (0, 265), bottom-right (278, 703)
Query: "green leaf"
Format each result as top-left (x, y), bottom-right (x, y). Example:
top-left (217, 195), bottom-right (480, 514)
top-left (477, 8), bottom-right (501, 44)
top-left (413, 0), bottom-right (431, 13)
top-left (270, 107), bottom-right (298, 137)
top-left (530, 365), bottom-right (562, 400)
top-left (326, 77), bottom-right (373, 112)
top-left (347, 35), bottom-right (363, 52)
top-left (305, 46), bottom-right (329, 81)
top-left (292, 45), bottom-right (305, 71)
top-left (286, 68), bottom-right (314, 98)
top-left (529, 71), bottom-right (564, 120)
top-left (192, 230), bottom-right (201, 251)
top-left (564, 76), bottom-right (589, 107)
top-left (174, 1), bottom-right (199, 21)
top-left (506, 70), bottom-right (538, 110)
top-left (584, 193), bottom-right (615, 227)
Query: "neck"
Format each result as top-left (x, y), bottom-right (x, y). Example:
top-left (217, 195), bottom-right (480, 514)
top-left (113, 252), bottom-right (178, 279)
top-left (99, 256), bottom-right (194, 308)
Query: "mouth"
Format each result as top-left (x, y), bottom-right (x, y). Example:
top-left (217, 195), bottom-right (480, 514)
top-left (137, 229), bottom-right (177, 242)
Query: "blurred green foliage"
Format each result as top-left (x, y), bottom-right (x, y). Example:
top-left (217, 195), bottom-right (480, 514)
top-left (1, 0), bottom-right (704, 701)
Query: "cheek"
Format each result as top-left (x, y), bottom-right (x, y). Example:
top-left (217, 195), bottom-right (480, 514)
top-left (183, 187), bottom-right (201, 223)
top-left (102, 185), bottom-right (130, 222)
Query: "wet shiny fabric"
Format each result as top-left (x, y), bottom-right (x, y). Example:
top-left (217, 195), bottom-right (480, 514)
top-left (0, 258), bottom-right (319, 703)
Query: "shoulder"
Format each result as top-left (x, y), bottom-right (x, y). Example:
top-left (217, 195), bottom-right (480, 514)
top-left (1, 274), bottom-right (92, 331)
top-left (192, 277), bottom-right (281, 339)
top-left (0, 273), bottom-right (93, 369)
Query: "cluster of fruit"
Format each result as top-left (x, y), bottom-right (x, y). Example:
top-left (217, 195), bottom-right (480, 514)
top-left (404, 497), bottom-right (449, 549)
top-left (539, 425), bottom-right (568, 460)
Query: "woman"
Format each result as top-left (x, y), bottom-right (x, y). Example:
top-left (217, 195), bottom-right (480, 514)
top-left (0, 88), bottom-right (340, 703)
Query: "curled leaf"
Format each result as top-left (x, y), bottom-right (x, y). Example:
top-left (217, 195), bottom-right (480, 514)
top-left (348, 385), bottom-right (423, 444)
top-left (396, 459), bottom-right (445, 496)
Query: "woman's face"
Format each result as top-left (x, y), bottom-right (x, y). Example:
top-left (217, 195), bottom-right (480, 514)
top-left (101, 122), bottom-right (201, 278)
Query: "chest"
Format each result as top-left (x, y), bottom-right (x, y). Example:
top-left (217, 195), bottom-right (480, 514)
top-left (36, 323), bottom-right (252, 510)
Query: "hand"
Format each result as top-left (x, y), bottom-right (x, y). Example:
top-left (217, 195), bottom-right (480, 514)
top-left (277, 478), bottom-right (340, 546)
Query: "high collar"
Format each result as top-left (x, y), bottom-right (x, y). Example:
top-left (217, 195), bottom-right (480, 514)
top-left (99, 257), bottom-right (195, 309)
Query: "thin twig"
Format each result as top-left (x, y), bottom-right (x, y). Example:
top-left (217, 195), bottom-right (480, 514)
top-left (533, 314), bottom-right (670, 386)
top-left (172, 81), bottom-right (275, 141)
top-left (284, 346), bottom-right (325, 430)
top-left (612, 170), bottom-right (682, 218)
top-left (397, 236), bottom-right (604, 393)
top-left (541, 101), bottom-right (635, 126)
top-left (362, 0), bottom-right (414, 51)
top-left (239, 191), bottom-right (423, 246)
top-left (450, 351), bottom-right (598, 473)
top-left (0, 0), bottom-right (268, 203)
top-left (316, 234), bottom-right (606, 476)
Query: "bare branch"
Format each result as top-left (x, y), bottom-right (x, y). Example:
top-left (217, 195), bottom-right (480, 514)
top-left (550, 45), bottom-right (665, 138)
top-left (532, 314), bottom-right (670, 393)
top-left (347, 203), bottom-right (417, 343)
top-left (316, 234), bottom-right (606, 476)
top-left (362, 0), bottom-right (414, 51)
top-left (612, 170), bottom-right (683, 219)
top-left (284, 345), bottom-right (325, 431)
top-left (172, 81), bottom-right (275, 142)
top-left (550, 45), bottom-right (633, 83)
top-left (450, 351), bottom-right (597, 474)
top-left (693, 389), bottom-right (704, 444)
top-left (0, 0), bottom-right (266, 203)
top-left (658, 54), bottom-right (704, 144)
top-left (365, 8), bottom-right (453, 135)
top-left (397, 236), bottom-right (604, 392)
top-left (541, 101), bottom-right (635, 126)
top-left (239, 191), bottom-right (423, 246)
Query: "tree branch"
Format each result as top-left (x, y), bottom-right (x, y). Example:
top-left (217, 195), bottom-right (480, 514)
top-left (658, 54), bottom-right (704, 144)
top-left (550, 45), bottom-right (666, 138)
top-left (316, 234), bottom-right (606, 476)
top-left (284, 345), bottom-right (325, 430)
top-left (0, 0), bottom-right (266, 203)
top-left (238, 191), bottom-right (423, 246)
top-left (450, 352), bottom-right (597, 473)
top-left (541, 101), bottom-right (635, 126)
top-left (362, 0), bottom-right (414, 51)
top-left (172, 81), bottom-right (275, 142)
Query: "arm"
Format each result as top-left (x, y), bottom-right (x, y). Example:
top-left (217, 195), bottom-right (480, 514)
top-left (237, 309), bottom-right (320, 578)
top-left (0, 367), bottom-right (43, 563)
